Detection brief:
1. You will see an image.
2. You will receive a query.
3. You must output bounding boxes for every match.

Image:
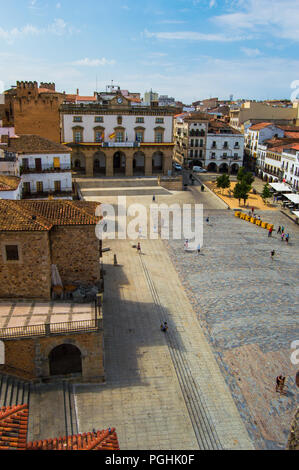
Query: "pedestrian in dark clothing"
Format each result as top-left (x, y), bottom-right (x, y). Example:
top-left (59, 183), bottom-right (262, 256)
top-left (277, 226), bottom-right (281, 234)
top-left (282, 226), bottom-right (285, 234)
top-left (152, 195), bottom-right (156, 202)
top-left (137, 242), bottom-right (141, 253)
top-left (271, 250), bottom-right (275, 259)
top-left (161, 322), bottom-right (168, 332)
top-left (276, 375), bottom-right (286, 394)
top-left (268, 227), bottom-right (273, 237)
top-left (285, 233), bottom-right (289, 243)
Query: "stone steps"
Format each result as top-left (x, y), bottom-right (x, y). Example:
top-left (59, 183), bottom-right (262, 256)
top-left (77, 177), bottom-right (160, 189)
top-left (0, 373), bottom-right (31, 407)
top-left (80, 187), bottom-right (170, 197)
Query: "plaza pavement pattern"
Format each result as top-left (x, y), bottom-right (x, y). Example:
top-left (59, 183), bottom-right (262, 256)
top-left (165, 209), bottom-right (299, 450)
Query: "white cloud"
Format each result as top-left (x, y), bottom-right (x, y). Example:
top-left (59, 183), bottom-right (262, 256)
top-left (144, 29), bottom-right (246, 42)
top-left (0, 18), bottom-right (78, 44)
top-left (71, 58), bottom-right (116, 67)
top-left (213, 0), bottom-right (299, 41)
top-left (241, 47), bottom-right (262, 57)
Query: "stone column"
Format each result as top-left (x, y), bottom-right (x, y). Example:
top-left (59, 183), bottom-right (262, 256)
top-left (106, 150), bottom-right (113, 177)
top-left (85, 155), bottom-right (94, 177)
top-left (163, 151), bottom-right (172, 175)
top-left (126, 155), bottom-right (133, 177)
top-left (145, 153), bottom-right (152, 176)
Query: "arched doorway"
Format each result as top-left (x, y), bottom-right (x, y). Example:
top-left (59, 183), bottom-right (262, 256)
top-left (152, 151), bottom-right (163, 173)
top-left (133, 151), bottom-right (145, 175)
top-left (113, 152), bottom-right (126, 174)
top-left (230, 163), bottom-right (239, 175)
top-left (93, 151), bottom-right (106, 174)
top-left (207, 162), bottom-right (217, 172)
top-left (219, 163), bottom-right (229, 173)
top-left (49, 344), bottom-right (82, 376)
top-left (72, 152), bottom-right (86, 172)
top-left (193, 159), bottom-right (203, 167)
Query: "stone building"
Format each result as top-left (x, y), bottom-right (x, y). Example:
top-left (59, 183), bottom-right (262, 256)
top-left (0, 200), bottom-right (101, 300)
top-left (61, 91), bottom-right (176, 177)
top-left (7, 81), bottom-right (65, 143)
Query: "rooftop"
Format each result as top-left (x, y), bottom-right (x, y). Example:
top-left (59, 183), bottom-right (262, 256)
top-left (0, 135), bottom-right (72, 155)
top-left (0, 200), bottom-right (100, 231)
top-left (0, 404), bottom-right (29, 450)
top-left (0, 175), bottom-right (21, 192)
top-left (249, 122), bottom-right (273, 131)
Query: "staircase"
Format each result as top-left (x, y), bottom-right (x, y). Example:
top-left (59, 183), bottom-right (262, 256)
top-left (77, 176), bottom-right (170, 197)
top-left (0, 373), bottom-right (31, 407)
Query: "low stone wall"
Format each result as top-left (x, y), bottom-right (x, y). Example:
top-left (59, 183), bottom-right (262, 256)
top-left (158, 175), bottom-right (183, 191)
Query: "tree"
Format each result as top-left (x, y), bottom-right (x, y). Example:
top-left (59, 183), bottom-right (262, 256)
top-left (261, 183), bottom-right (271, 204)
top-left (237, 167), bottom-right (254, 186)
top-left (216, 174), bottom-right (230, 194)
top-left (233, 181), bottom-right (251, 206)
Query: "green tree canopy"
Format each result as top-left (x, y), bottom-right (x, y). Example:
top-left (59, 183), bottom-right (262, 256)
top-left (237, 167), bottom-right (254, 186)
top-left (216, 174), bottom-right (230, 193)
top-left (233, 181), bottom-right (251, 206)
top-left (261, 183), bottom-right (271, 203)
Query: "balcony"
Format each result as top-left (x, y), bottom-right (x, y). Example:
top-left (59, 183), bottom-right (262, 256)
top-left (20, 164), bottom-right (71, 175)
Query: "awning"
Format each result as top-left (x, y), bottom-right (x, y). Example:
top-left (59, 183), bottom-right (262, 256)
top-left (269, 182), bottom-right (293, 192)
top-left (283, 193), bottom-right (299, 204)
top-left (292, 211), bottom-right (299, 217)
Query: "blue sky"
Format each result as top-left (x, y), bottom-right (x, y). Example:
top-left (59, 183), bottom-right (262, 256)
top-left (0, 0), bottom-right (299, 103)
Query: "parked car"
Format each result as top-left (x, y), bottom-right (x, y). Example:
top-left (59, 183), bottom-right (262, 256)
top-left (173, 163), bottom-right (182, 171)
top-left (192, 166), bottom-right (207, 173)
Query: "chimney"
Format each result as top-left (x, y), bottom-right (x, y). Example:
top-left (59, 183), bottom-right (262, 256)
top-left (76, 88), bottom-right (79, 95)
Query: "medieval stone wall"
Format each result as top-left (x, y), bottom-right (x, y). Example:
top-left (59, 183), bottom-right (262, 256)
top-left (50, 226), bottom-right (100, 287)
top-left (0, 232), bottom-right (51, 300)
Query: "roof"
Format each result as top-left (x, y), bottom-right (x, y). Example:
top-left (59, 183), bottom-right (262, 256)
top-left (0, 200), bottom-right (101, 231)
top-left (208, 120), bottom-right (242, 135)
top-left (1, 135), bottom-right (71, 155)
top-left (249, 122), bottom-right (273, 131)
top-left (27, 428), bottom-right (120, 450)
top-left (0, 404), bottom-right (29, 450)
top-left (0, 175), bottom-right (21, 191)
top-left (0, 405), bottom-right (119, 450)
top-left (285, 132), bottom-right (299, 139)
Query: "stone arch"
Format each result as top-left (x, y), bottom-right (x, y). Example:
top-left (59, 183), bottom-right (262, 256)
top-left (230, 163), bottom-right (240, 175)
top-left (152, 151), bottom-right (163, 173)
top-left (219, 163), bottom-right (229, 173)
top-left (48, 343), bottom-right (82, 376)
top-left (193, 159), bottom-right (203, 167)
top-left (113, 151), bottom-right (126, 174)
top-left (72, 151), bottom-right (86, 171)
top-left (93, 150), bottom-right (106, 174)
top-left (207, 162), bottom-right (217, 172)
top-left (133, 151), bottom-right (145, 175)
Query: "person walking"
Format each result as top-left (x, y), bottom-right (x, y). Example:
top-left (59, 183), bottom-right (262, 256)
top-left (276, 375), bottom-right (286, 395)
top-left (281, 233), bottom-right (285, 242)
top-left (137, 242), bottom-right (141, 254)
top-left (277, 226), bottom-right (281, 234)
top-left (160, 322), bottom-right (168, 332)
top-left (285, 233), bottom-right (289, 243)
top-left (281, 226), bottom-right (285, 234)
top-left (206, 217), bottom-right (209, 224)
top-left (152, 194), bottom-right (156, 202)
top-left (271, 249), bottom-right (275, 260)
top-left (197, 243), bottom-right (201, 254)
top-left (268, 227), bottom-right (273, 237)
top-left (184, 239), bottom-right (189, 250)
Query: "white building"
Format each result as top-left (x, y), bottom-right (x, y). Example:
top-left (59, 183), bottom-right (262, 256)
top-left (61, 92), bottom-right (176, 177)
top-left (0, 135), bottom-right (72, 198)
top-left (205, 121), bottom-right (244, 174)
top-left (281, 145), bottom-right (299, 191)
top-left (245, 123), bottom-right (284, 160)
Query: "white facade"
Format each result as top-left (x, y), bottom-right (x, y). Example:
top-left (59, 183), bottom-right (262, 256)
top-left (281, 149), bottom-right (299, 191)
top-left (246, 125), bottom-right (284, 158)
top-left (0, 185), bottom-right (21, 200)
top-left (206, 133), bottom-right (244, 172)
top-left (62, 114), bottom-right (173, 144)
top-left (20, 152), bottom-right (72, 196)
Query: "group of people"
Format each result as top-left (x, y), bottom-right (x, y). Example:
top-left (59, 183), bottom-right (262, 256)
top-left (277, 226), bottom-right (290, 243)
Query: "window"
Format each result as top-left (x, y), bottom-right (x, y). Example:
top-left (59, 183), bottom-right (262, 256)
top-left (135, 131), bottom-right (143, 142)
top-left (53, 157), bottom-right (60, 169)
top-left (23, 182), bottom-right (31, 194)
top-left (23, 158), bottom-right (29, 170)
top-left (223, 141), bottom-right (228, 148)
top-left (190, 139), bottom-right (194, 147)
top-left (117, 116), bottom-right (122, 125)
top-left (36, 181), bottom-right (43, 193)
top-left (136, 117), bottom-right (144, 123)
top-left (75, 131), bottom-right (82, 143)
top-left (195, 139), bottom-right (198, 147)
top-left (73, 116), bottom-right (82, 122)
top-left (155, 132), bottom-right (163, 143)
top-left (5, 245), bottom-right (19, 261)
top-left (95, 116), bottom-right (104, 123)
top-left (212, 141), bottom-right (216, 148)
top-left (116, 131), bottom-right (124, 143)
top-left (200, 139), bottom-right (203, 147)
top-left (156, 118), bottom-right (164, 124)
top-left (54, 180), bottom-right (61, 192)
top-left (95, 131), bottom-right (103, 142)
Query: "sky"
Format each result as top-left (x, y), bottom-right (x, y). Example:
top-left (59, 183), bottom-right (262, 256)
top-left (0, 0), bottom-right (299, 103)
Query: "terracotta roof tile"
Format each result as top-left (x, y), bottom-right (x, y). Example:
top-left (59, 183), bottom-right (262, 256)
top-left (1, 135), bottom-right (71, 155)
top-left (0, 404), bottom-right (29, 450)
top-left (0, 175), bottom-right (21, 191)
top-left (27, 428), bottom-right (120, 450)
top-left (0, 200), bottom-right (100, 231)
top-left (249, 122), bottom-right (273, 131)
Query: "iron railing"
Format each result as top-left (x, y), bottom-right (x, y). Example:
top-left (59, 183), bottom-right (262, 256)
top-left (0, 318), bottom-right (102, 341)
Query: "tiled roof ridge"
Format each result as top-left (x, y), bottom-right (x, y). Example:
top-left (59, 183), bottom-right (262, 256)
top-left (65, 200), bottom-right (101, 221)
top-left (0, 200), bottom-right (52, 231)
top-left (0, 404), bottom-right (29, 450)
top-left (27, 428), bottom-right (119, 450)
top-left (0, 404), bottom-right (28, 421)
